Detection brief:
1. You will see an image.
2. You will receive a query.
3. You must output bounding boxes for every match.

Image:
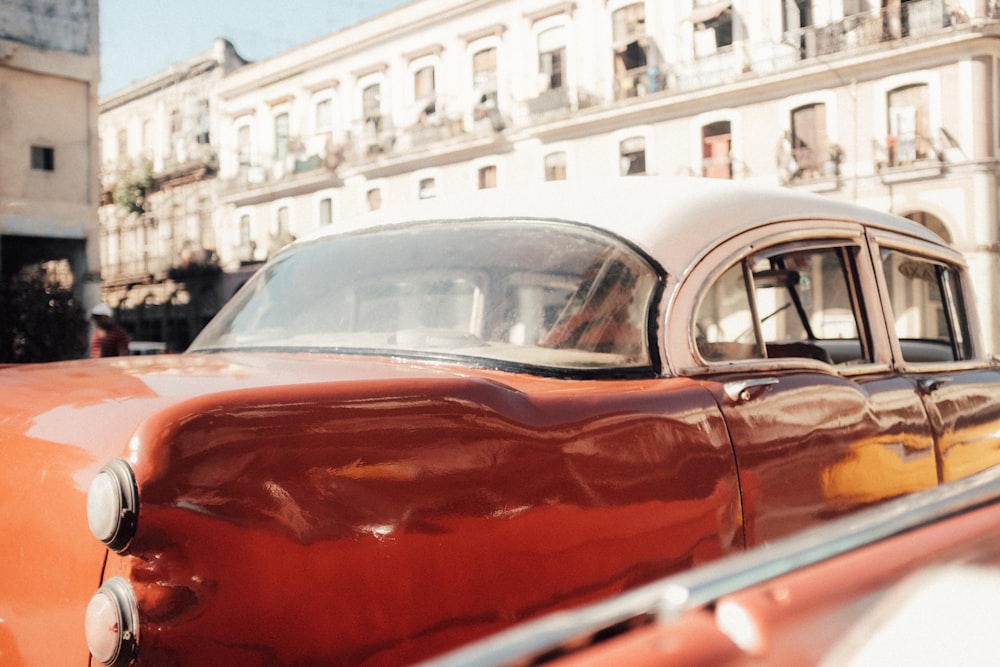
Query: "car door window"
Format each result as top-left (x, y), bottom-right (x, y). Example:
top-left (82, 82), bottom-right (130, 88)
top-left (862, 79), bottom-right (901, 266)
top-left (694, 262), bottom-right (762, 362)
top-left (694, 238), bottom-right (940, 544)
top-left (880, 249), bottom-right (972, 363)
top-left (696, 243), bottom-right (869, 365)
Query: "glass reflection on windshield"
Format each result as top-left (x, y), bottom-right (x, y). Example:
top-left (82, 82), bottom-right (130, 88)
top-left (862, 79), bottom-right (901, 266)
top-left (190, 220), bottom-right (659, 372)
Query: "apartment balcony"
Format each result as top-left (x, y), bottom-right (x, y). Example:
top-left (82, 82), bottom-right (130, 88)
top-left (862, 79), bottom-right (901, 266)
top-left (395, 114), bottom-right (467, 151)
top-left (103, 254), bottom-right (173, 285)
top-left (787, 0), bottom-right (959, 60)
top-left (672, 46), bottom-right (744, 92)
top-left (526, 87), bottom-right (572, 117)
top-left (220, 145), bottom-right (342, 204)
top-left (669, 0), bottom-right (977, 95)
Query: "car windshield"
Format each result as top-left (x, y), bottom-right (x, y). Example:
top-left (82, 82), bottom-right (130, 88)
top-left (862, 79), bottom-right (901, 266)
top-left (190, 220), bottom-right (660, 373)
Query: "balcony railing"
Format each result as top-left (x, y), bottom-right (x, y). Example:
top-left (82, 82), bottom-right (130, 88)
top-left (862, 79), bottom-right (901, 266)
top-left (526, 87), bottom-right (573, 116)
top-left (614, 65), bottom-right (667, 100)
top-left (669, 0), bottom-right (966, 95)
top-left (787, 0), bottom-right (953, 61)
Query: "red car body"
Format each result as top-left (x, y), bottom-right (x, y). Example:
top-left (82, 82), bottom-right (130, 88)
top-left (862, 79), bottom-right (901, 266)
top-left (1, 177), bottom-right (998, 665)
top-left (427, 465), bottom-right (1000, 667)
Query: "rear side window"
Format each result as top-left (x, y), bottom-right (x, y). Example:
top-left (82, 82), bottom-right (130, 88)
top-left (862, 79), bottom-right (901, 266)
top-left (695, 243), bottom-right (869, 365)
top-left (880, 249), bottom-right (972, 362)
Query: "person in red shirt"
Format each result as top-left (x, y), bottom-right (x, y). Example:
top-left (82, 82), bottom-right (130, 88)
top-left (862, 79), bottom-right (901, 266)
top-left (89, 304), bottom-right (131, 358)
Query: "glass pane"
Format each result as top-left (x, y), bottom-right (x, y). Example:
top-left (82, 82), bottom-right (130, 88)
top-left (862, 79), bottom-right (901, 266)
top-left (791, 103), bottom-right (828, 176)
top-left (882, 249), bottom-right (964, 362)
top-left (192, 221), bottom-right (660, 372)
top-left (695, 262), bottom-right (761, 361)
top-left (697, 245), bottom-right (867, 365)
top-left (888, 84), bottom-right (931, 164)
top-left (752, 248), bottom-right (859, 342)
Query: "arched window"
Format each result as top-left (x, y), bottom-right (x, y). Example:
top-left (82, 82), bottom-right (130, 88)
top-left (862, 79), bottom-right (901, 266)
top-left (544, 151), bottom-right (567, 181)
top-left (619, 137), bottom-right (646, 176)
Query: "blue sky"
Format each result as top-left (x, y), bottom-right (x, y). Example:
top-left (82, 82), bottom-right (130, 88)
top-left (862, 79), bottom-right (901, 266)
top-left (99, 0), bottom-right (411, 96)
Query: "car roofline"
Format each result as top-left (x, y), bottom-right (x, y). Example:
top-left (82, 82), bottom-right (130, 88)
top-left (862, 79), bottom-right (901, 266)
top-left (297, 176), bottom-right (947, 280)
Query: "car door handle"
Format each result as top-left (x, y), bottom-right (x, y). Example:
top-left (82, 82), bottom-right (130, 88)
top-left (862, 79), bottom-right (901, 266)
top-left (917, 377), bottom-right (948, 394)
top-left (724, 377), bottom-right (779, 403)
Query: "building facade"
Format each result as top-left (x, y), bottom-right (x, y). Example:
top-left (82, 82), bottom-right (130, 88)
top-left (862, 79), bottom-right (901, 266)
top-left (0, 0), bottom-right (101, 309)
top-left (100, 0), bottom-right (1000, 352)
top-left (98, 39), bottom-right (248, 349)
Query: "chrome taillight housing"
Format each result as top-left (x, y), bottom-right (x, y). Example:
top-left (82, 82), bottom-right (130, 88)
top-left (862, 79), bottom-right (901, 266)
top-left (86, 458), bottom-right (138, 552)
top-left (85, 577), bottom-right (138, 666)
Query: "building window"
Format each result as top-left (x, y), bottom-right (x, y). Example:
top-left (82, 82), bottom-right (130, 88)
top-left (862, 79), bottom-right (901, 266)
top-left (414, 65), bottom-right (436, 119)
top-left (319, 197), bottom-right (332, 226)
top-left (613, 3), bottom-right (654, 99)
top-left (619, 137), bottom-right (646, 176)
top-left (141, 120), bottom-right (153, 158)
top-left (116, 129), bottom-right (128, 161)
top-left (418, 177), bottom-right (436, 200)
top-left (194, 98), bottom-right (210, 143)
top-left (169, 108), bottom-right (181, 157)
top-left (238, 214), bottom-right (252, 247)
top-left (702, 121), bottom-right (732, 179)
top-left (887, 83), bottom-right (932, 166)
top-left (366, 187), bottom-right (382, 211)
top-left (271, 206), bottom-right (293, 252)
top-left (277, 207), bottom-right (289, 235)
top-left (790, 103), bottom-right (829, 179)
top-left (236, 124), bottom-right (251, 166)
top-left (538, 27), bottom-right (566, 91)
top-left (236, 214), bottom-right (253, 261)
top-left (362, 83), bottom-right (384, 154)
top-left (473, 47), bottom-right (499, 120)
top-left (363, 83), bottom-right (381, 121)
top-left (783, 0), bottom-right (813, 32)
top-left (315, 98), bottom-right (333, 132)
top-left (478, 165), bottom-right (497, 189)
top-left (693, 3), bottom-right (733, 56)
top-left (30, 145), bottom-right (55, 171)
top-left (274, 112), bottom-right (290, 161)
top-left (544, 151), bottom-right (567, 181)
top-left (783, 0), bottom-right (818, 58)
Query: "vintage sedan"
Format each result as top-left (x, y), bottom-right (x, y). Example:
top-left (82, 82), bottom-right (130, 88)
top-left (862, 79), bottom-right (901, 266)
top-left (1, 176), bottom-right (998, 666)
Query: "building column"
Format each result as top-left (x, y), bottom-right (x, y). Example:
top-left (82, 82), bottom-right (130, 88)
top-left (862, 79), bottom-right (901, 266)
top-left (967, 170), bottom-right (1000, 355)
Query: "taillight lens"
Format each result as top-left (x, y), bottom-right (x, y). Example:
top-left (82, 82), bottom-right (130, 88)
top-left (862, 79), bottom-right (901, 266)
top-left (86, 458), bottom-right (138, 552)
top-left (85, 577), bottom-right (138, 666)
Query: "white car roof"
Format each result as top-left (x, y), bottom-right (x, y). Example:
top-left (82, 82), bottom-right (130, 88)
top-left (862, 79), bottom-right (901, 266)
top-left (306, 176), bottom-right (946, 279)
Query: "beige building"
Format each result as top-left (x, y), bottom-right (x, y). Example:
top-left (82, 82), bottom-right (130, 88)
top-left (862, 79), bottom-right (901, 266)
top-left (100, 0), bottom-right (1000, 352)
top-left (97, 39), bottom-right (247, 348)
top-left (0, 0), bottom-right (101, 307)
